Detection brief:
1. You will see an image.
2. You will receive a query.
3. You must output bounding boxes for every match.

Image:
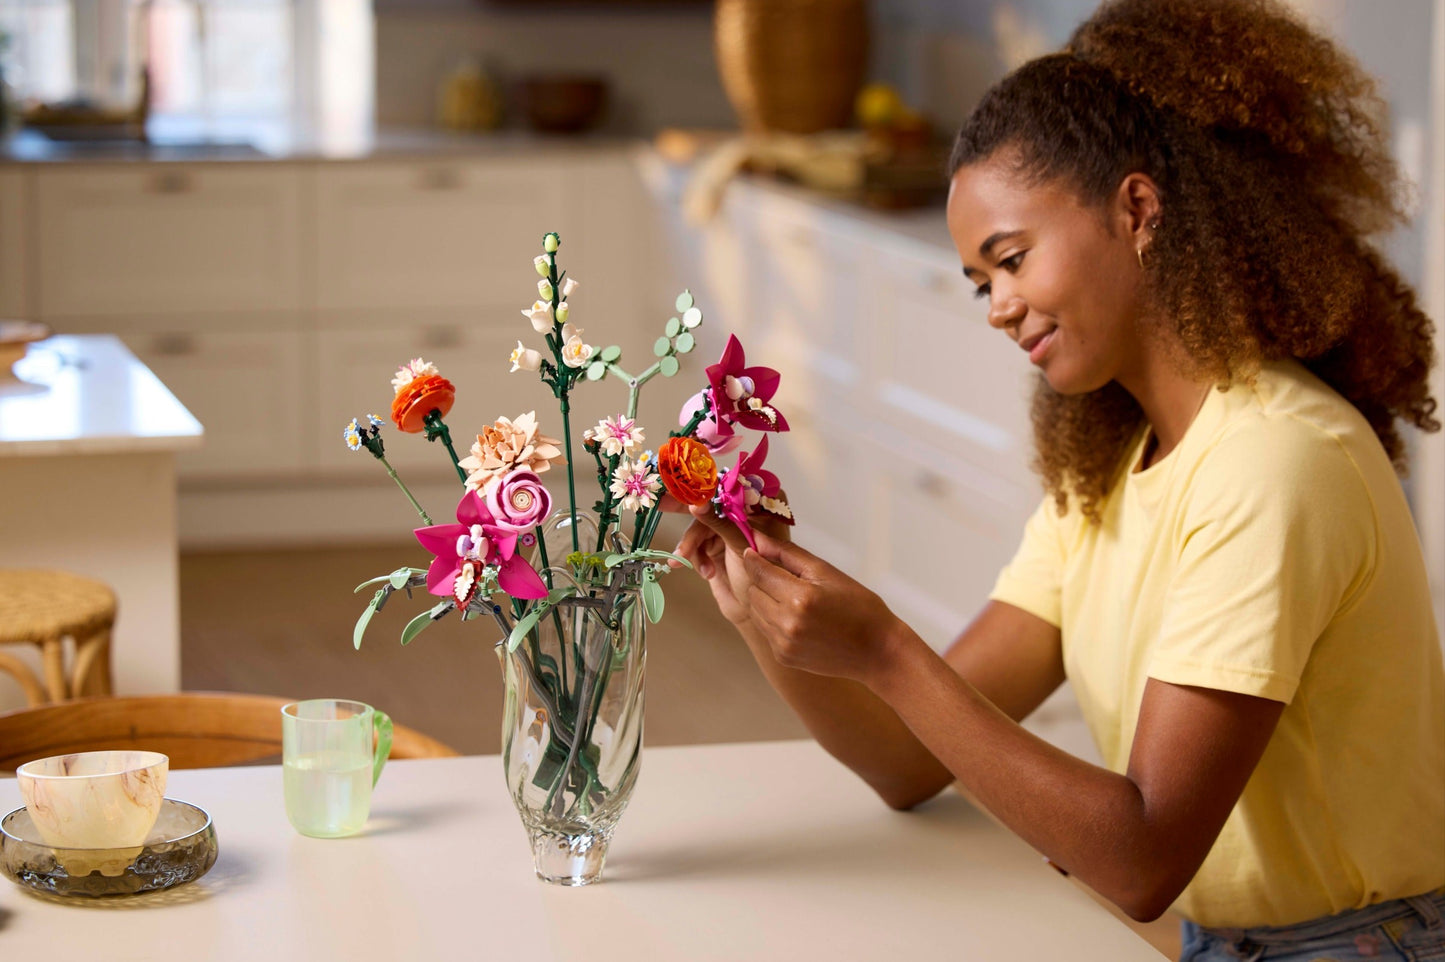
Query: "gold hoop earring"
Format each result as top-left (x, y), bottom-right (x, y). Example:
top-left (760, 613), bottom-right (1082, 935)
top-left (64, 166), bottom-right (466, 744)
top-left (1137, 247), bottom-right (1145, 269)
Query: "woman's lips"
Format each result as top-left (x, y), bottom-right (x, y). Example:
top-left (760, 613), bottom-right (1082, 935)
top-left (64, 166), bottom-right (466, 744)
top-left (1023, 329), bottom-right (1056, 364)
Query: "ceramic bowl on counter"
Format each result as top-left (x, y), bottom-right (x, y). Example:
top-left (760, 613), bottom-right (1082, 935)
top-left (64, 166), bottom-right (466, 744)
top-left (516, 75), bottom-right (609, 133)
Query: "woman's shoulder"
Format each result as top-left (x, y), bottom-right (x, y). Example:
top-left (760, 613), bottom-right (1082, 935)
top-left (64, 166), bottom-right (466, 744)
top-left (1166, 363), bottom-right (1393, 554)
top-left (1204, 361), bottom-right (1382, 473)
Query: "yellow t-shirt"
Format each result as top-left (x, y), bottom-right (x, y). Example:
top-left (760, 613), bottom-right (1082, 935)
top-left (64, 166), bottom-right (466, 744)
top-left (989, 361), bottom-right (1445, 928)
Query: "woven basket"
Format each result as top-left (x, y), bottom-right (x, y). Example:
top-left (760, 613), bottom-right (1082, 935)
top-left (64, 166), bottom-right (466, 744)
top-left (715, 0), bottom-right (870, 135)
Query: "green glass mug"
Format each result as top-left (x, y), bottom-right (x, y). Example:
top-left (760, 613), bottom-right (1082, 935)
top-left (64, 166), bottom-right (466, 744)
top-left (281, 699), bottom-right (393, 838)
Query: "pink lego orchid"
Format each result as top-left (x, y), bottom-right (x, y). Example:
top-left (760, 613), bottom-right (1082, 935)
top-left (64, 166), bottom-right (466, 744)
top-left (715, 436), bottom-right (792, 551)
top-left (415, 490), bottom-right (548, 606)
top-left (706, 334), bottom-right (789, 434)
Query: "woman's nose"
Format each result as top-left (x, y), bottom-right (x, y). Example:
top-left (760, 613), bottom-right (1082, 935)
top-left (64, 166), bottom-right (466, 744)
top-left (988, 295), bottom-right (1026, 333)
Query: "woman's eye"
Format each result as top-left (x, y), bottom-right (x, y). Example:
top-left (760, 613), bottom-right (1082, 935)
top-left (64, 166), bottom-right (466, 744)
top-left (1000, 251), bottom-right (1026, 272)
top-left (972, 283), bottom-right (991, 300)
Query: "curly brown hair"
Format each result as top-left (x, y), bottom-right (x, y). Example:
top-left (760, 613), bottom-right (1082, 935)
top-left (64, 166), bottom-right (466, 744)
top-left (949, 0), bottom-right (1439, 521)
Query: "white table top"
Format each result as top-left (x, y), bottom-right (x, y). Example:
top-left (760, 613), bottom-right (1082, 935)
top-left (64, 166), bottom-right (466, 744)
top-left (0, 335), bottom-right (203, 457)
top-left (0, 740), bottom-right (1164, 960)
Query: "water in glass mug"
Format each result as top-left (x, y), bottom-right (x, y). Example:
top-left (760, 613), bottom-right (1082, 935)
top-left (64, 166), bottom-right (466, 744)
top-left (283, 752), bottom-right (373, 838)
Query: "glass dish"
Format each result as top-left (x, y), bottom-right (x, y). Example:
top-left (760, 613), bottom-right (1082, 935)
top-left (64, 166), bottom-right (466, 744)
top-left (1, 798), bottom-right (217, 898)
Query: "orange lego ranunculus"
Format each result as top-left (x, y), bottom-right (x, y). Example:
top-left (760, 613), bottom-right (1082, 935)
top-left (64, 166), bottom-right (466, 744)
top-left (656, 436), bottom-right (719, 506)
top-left (391, 374), bottom-right (456, 433)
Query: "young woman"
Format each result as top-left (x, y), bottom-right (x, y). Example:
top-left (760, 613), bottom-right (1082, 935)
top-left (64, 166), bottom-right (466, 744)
top-left (670, 0), bottom-right (1444, 957)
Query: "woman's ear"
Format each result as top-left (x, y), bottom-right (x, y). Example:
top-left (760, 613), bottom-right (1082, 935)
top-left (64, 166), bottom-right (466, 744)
top-left (1116, 172), bottom-right (1164, 245)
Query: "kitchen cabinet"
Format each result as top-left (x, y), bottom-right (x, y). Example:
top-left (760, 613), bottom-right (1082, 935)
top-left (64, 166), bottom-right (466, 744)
top-left (0, 171), bottom-right (30, 318)
top-left (761, 403), bottom-right (870, 579)
top-left (35, 166), bottom-right (305, 317)
top-left (869, 441), bottom-right (1035, 646)
top-left (866, 243), bottom-right (1036, 488)
top-left (568, 152), bottom-right (656, 346)
top-left (123, 327), bottom-right (310, 479)
top-left (314, 160), bottom-right (570, 312)
top-left (6, 148), bottom-right (659, 540)
top-left (747, 194), bottom-right (865, 391)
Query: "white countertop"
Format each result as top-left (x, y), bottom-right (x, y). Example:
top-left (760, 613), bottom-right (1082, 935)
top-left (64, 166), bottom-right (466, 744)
top-left (0, 126), bottom-right (646, 166)
top-left (0, 335), bottom-right (203, 457)
top-left (0, 741), bottom-right (1165, 960)
top-left (636, 149), bottom-right (958, 268)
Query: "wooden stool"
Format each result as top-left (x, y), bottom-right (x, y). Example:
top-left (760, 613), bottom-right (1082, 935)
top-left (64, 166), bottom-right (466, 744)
top-left (0, 569), bottom-right (116, 705)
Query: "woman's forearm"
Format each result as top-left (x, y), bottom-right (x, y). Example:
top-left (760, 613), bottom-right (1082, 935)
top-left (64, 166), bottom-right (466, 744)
top-left (716, 502), bottom-right (1279, 922)
top-left (730, 617), bottom-right (956, 809)
top-left (867, 619), bottom-right (1184, 921)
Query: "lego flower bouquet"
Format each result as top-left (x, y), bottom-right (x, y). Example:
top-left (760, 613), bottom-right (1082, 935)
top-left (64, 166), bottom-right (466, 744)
top-left (348, 232), bottom-right (792, 885)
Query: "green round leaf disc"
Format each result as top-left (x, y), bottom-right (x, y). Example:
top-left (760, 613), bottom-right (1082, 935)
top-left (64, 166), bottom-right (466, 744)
top-left (675, 290), bottom-right (694, 312)
top-left (586, 361), bottom-right (607, 381)
top-left (653, 336), bottom-right (672, 358)
top-left (665, 317), bottom-right (681, 338)
top-left (675, 331), bottom-right (695, 354)
top-left (659, 356), bottom-right (680, 377)
top-left (600, 345), bottom-right (622, 363)
top-left (682, 307), bottom-right (703, 329)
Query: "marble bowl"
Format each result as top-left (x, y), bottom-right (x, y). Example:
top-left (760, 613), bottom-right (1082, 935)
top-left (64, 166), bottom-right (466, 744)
top-left (16, 751), bottom-right (168, 851)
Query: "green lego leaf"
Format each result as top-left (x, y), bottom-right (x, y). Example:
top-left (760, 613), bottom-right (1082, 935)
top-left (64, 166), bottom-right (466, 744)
top-left (354, 589), bottom-right (385, 649)
top-left (506, 604), bottom-right (546, 653)
top-left (389, 567), bottom-right (423, 589)
top-left (353, 567), bottom-right (425, 593)
top-left (400, 601), bottom-right (451, 646)
top-left (642, 576), bottom-right (665, 624)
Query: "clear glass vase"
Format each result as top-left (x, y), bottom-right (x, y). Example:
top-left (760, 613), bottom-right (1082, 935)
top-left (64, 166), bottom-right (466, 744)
top-left (499, 514), bottom-right (646, 886)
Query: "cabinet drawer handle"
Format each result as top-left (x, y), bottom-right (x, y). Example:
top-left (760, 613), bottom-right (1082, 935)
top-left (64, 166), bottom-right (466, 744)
top-left (418, 168), bottom-right (462, 190)
top-left (420, 326), bottom-right (462, 349)
top-left (150, 333), bottom-right (198, 356)
top-left (914, 470), bottom-right (949, 499)
top-left (785, 226), bottom-right (816, 250)
top-left (919, 270), bottom-right (951, 294)
top-left (148, 171), bottom-right (194, 194)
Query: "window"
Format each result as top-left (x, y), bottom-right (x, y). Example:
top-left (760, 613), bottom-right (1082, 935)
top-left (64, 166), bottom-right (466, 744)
top-left (0, 0), bottom-right (367, 146)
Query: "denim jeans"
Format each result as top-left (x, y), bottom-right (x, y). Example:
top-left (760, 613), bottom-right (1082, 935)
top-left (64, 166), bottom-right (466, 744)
top-left (1180, 889), bottom-right (1445, 961)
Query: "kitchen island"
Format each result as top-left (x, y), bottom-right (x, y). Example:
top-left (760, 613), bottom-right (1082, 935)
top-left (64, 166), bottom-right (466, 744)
top-left (0, 335), bottom-right (202, 711)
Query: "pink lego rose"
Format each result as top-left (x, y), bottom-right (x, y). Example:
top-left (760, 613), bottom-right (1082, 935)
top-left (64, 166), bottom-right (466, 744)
top-left (484, 469), bottom-right (552, 533)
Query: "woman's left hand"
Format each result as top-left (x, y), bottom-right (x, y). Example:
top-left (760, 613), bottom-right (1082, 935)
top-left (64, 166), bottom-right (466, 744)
top-left (741, 532), bottom-right (907, 685)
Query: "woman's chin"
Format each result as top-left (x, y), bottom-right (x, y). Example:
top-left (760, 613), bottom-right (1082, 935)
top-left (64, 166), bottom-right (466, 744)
top-left (1040, 362), bottom-right (1109, 397)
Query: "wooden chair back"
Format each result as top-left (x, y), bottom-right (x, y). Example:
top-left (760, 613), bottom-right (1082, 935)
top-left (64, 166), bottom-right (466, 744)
top-left (0, 692), bottom-right (458, 772)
